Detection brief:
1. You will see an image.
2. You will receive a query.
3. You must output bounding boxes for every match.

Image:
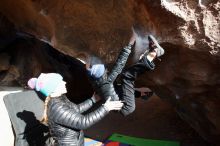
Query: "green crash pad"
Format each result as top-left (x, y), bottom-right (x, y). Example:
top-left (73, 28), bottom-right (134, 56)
top-left (108, 133), bottom-right (180, 146)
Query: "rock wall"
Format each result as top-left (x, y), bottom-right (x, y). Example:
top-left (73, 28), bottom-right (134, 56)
top-left (0, 0), bottom-right (219, 144)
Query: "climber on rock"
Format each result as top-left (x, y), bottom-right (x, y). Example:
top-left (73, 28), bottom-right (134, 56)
top-left (79, 28), bottom-right (165, 116)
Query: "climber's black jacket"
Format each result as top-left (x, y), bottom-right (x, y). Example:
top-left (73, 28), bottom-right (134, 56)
top-left (89, 44), bottom-right (132, 101)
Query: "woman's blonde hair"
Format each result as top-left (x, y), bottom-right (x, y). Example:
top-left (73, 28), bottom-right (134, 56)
top-left (41, 96), bottom-right (51, 124)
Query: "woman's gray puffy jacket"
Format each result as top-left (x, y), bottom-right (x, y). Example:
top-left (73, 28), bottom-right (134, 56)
top-left (47, 95), bottom-right (108, 146)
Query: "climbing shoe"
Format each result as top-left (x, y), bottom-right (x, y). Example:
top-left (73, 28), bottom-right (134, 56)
top-left (148, 35), bottom-right (164, 57)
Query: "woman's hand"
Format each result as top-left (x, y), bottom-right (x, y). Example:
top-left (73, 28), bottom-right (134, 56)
top-left (103, 97), bottom-right (124, 111)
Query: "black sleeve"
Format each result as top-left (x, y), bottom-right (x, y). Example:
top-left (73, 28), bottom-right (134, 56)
top-left (107, 44), bottom-right (132, 82)
top-left (48, 99), bottom-right (109, 130)
top-left (76, 96), bottom-right (96, 113)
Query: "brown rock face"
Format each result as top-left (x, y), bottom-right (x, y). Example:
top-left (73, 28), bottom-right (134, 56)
top-left (0, 0), bottom-right (219, 144)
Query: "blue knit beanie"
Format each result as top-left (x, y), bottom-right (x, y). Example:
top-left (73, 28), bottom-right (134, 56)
top-left (28, 73), bottom-right (63, 96)
top-left (87, 64), bottom-right (105, 79)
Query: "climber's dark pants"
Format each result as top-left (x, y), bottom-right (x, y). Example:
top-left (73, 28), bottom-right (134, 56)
top-left (119, 56), bottom-right (155, 116)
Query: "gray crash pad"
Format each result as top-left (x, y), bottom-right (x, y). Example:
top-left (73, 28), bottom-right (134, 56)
top-left (4, 90), bottom-right (50, 146)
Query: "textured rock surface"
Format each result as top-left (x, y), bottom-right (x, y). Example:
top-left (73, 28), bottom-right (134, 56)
top-left (0, 0), bottom-right (219, 144)
top-left (0, 36), bottom-right (93, 101)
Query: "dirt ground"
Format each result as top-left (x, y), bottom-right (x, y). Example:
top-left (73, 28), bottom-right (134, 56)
top-left (85, 95), bottom-right (210, 146)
